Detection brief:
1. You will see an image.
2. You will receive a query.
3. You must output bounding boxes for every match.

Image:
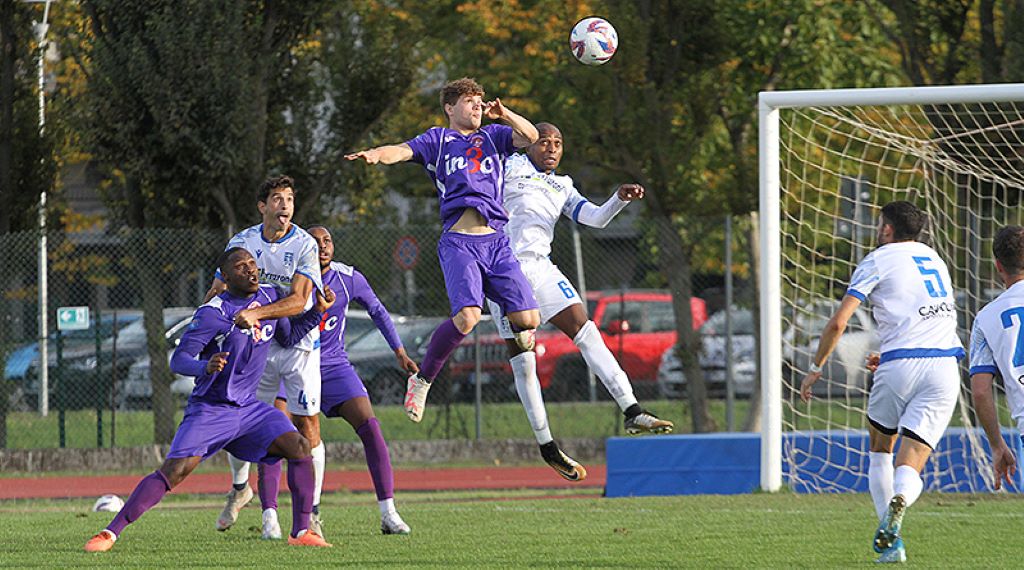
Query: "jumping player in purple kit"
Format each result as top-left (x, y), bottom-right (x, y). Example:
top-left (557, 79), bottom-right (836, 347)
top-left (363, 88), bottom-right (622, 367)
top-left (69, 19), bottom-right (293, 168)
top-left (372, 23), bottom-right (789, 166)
top-left (307, 224), bottom-right (416, 534)
top-left (84, 248), bottom-right (333, 552)
top-left (346, 77), bottom-right (540, 424)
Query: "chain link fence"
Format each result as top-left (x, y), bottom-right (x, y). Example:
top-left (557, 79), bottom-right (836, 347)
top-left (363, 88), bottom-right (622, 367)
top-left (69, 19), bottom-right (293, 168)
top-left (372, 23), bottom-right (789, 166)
top-left (0, 214), bottom-right (757, 449)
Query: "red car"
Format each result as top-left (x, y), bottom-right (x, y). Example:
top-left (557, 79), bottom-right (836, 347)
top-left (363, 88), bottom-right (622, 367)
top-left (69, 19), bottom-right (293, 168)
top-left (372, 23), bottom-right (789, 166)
top-left (448, 290), bottom-right (707, 402)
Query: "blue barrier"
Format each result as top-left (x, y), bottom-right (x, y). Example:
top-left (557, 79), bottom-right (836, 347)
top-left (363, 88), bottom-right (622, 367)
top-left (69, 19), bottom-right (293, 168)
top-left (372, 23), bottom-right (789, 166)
top-left (605, 427), bottom-right (1022, 498)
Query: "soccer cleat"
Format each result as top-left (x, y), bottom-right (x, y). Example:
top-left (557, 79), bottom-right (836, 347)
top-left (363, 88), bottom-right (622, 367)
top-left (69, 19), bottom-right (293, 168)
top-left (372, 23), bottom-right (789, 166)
top-left (84, 530), bottom-right (116, 553)
top-left (624, 411), bottom-right (674, 435)
top-left (215, 485), bottom-right (253, 531)
top-left (512, 328), bottom-right (536, 351)
top-left (288, 530), bottom-right (333, 547)
top-left (876, 537), bottom-right (907, 563)
top-left (539, 441), bottom-right (587, 482)
top-left (404, 373), bottom-right (431, 423)
top-left (381, 511), bottom-right (411, 535)
top-left (261, 509), bottom-right (282, 540)
top-left (873, 494), bottom-right (907, 553)
top-left (309, 511), bottom-right (324, 538)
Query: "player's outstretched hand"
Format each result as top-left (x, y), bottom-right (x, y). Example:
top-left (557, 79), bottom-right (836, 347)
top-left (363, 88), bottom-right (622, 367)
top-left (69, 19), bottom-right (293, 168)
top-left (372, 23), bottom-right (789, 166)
top-left (206, 352), bottom-right (229, 374)
top-left (799, 371), bottom-right (821, 403)
top-left (865, 352), bottom-right (880, 373)
top-left (617, 183), bottom-right (645, 201)
top-left (234, 309), bottom-right (259, 329)
top-left (483, 98), bottom-right (507, 120)
top-left (316, 286), bottom-right (336, 313)
top-left (394, 347), bottom-right (419, 375)
top-left (993, 443), bottom-right (1017, 490)
top-left (345, 148), bottom-right (380, 164)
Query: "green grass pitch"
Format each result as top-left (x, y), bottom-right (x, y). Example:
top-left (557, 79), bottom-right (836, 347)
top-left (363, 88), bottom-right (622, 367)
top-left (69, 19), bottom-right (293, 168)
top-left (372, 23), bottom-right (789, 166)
top-left (2, 489), bottom-right (1022, 567)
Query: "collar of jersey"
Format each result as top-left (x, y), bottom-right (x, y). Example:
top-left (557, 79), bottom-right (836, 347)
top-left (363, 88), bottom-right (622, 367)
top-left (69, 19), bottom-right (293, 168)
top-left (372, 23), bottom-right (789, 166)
top-left (258, 223), bottom-right (296, 244)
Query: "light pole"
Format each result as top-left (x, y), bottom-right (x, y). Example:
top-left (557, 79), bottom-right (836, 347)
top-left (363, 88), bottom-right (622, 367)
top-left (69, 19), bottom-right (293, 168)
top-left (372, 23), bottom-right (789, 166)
top-left (26, 0), bottom-right (53, 415)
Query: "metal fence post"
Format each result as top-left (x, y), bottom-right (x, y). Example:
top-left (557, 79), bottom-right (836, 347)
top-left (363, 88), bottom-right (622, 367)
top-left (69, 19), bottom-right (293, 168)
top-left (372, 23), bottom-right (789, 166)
top-left (56, 329), bottom-right (64, 448)
top-left (725, 215), bottom-right (735, 431)
top-left (474, 325), bottom-right (482, 440)
top-left (95, 306), bottom-right (103, 446)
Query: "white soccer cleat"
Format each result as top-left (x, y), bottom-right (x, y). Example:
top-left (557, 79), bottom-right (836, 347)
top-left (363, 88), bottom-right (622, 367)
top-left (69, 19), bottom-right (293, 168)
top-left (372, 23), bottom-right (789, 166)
top-left (404, 373), bottom-right (431, 423)
top-left (512, 328), bottom-right (536, 351)
top-left (624, 410), bottom-right (674, 435)
top-left (381, 511), bottom-right (411, 535)
top-left (309, 511), bottom-right (324, 538)
top-left (215, 485), bottom-right (253, 531)
top-left (261, 509), bottom-right (282, 540)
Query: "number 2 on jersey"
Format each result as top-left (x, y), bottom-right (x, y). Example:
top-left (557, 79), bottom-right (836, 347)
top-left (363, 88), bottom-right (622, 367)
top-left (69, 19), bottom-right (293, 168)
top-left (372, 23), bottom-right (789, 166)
top-left (1000, 307), bottom-right (1024, 367)
top-left (913, 256), bottom-right (947, 298)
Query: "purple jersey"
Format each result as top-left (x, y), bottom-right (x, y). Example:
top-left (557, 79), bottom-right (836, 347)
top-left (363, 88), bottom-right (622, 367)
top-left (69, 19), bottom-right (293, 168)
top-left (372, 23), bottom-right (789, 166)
top-left (170, 285), bottom-right (321, 405)
top-left (319, 261), bottom-right (402, 366)
top-left (405, 124), bottom-right (516, 232)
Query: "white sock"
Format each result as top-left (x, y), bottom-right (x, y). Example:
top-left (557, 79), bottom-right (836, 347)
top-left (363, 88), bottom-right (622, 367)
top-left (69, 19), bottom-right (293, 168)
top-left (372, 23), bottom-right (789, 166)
top-left (228, 453), bottom-right (251, 487)
top-left (893, 464), bottom-right (923, 508)
top-left (868, 452), bottom-right (895, 520)
top-left (311, 442), bottom-right (326, 508)
top-left (573, 320), bottom-right (638, 411)
top-left (511, 352), bottom-right (553, 445)
top-left (262, 508), bottom-right (277, 520)
top-left (379, 497), bottom-right (396, 517)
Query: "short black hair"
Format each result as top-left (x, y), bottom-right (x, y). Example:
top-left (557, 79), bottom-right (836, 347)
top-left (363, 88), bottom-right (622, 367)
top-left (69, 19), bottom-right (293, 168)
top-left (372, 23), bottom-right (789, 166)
top-left (217, 247), bottom-right (251, 273)
top-left (880, 201), bottom-right (927, 241)
top-left (257, 175), bottom-right (295, 204)
top-left (306, 224), bottom-right (329, 234)
top-left (994, 226), bottom-right (1024, 275)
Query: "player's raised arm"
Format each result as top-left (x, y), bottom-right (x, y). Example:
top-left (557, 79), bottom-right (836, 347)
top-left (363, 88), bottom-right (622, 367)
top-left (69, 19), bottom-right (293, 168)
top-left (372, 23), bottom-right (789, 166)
top-left (799, 294), bottom-right (862, 402)
top-left (484, 98), bottom-right (538, 148)
top-left (568, 184), bottom-right (643, 229)
top-left (345, 143), bottom-right (414, 165)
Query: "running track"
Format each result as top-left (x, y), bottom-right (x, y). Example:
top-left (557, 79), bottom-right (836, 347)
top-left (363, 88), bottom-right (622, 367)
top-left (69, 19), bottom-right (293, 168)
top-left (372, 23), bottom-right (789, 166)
top-left (0, 465), bottom-right (606, 500)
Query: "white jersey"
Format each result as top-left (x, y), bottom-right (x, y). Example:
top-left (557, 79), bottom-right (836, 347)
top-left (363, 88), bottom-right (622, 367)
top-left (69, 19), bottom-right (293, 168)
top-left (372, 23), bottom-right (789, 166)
top-left (969, 280), bottom-right (1024, 432)
top-left (847, 241), bottom-right (962, 362)
top-left (219, 223), bottom-right (324, 352)
top-left (503, 153), bottom-right (628, 259)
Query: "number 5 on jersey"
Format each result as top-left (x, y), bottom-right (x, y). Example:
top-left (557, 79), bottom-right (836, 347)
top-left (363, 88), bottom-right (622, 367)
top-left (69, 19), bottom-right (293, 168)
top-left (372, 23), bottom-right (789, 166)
top-left (913, 256), bottom-right (947, 298)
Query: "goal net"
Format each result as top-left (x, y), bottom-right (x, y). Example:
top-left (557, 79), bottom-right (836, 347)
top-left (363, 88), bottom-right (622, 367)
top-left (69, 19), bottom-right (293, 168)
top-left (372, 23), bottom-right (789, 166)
top-left (759, 84), bottom-right (1024, 493)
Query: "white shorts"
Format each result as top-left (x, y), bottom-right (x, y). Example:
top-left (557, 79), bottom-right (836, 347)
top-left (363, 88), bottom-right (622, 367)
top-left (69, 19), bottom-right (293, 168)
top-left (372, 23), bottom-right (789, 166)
top-left (488, 256), bottom-right (581, 339)
top-left (256, 343), bottom-right (321, 416)
top-left (867, 357), bottom-right (960, 449)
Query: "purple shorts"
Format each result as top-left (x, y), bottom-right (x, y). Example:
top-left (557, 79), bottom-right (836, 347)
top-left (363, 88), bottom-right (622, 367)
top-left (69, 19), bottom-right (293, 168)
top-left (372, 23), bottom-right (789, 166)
top-left (321, 361), bottom-right (369, 417)
top-left (167, 399), bottom-right (296, 464)
top-left (437, 232), bottom-right (538, 316)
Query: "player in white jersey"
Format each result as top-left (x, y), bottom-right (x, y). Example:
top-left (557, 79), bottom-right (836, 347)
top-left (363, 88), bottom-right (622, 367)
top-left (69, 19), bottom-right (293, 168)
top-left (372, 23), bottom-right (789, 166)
top-left (799, 201), bottom-right (963, 564)
top-left (486, 123), bottom-right (673, 481)
top-left (969, 225), bottom-right (1024, 491)
top-left (202, 176), bottom-right (329, 537)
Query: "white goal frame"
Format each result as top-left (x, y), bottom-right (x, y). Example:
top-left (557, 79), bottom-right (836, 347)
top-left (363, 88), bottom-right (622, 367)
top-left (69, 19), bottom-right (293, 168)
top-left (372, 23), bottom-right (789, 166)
top-left (758, 83), bottom-right (1024, 492)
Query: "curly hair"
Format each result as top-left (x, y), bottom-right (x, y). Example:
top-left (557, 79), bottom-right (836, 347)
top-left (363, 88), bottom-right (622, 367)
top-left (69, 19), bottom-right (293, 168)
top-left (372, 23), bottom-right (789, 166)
top-left (257, 175), bottom-right (295, 203)
top-left (440, 77), bottom-right (484, 109)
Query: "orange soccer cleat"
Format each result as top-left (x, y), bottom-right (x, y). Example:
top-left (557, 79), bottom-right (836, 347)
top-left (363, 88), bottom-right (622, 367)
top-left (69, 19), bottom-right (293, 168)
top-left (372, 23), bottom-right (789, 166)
top-left (84, 530), bottom-right (117, 552)
top-left (287, 530), bottom-right (333, 547)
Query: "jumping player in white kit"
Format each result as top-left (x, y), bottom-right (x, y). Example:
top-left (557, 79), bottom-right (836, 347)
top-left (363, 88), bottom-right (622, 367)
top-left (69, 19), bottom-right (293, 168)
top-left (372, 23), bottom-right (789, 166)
top-left (969, 225), bottom-right (1024, 491)
top-left (204, 176), bottom-right (328, 539)
top-left (487, 123), bottom-right (673, 481)
top-left (799, 201), bottom-right (963, 564)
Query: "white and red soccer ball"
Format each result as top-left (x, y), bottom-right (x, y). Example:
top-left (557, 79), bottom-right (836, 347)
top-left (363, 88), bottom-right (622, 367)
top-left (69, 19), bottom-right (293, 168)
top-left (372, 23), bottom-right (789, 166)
top-left (570, 17), bottom-right (618, 66)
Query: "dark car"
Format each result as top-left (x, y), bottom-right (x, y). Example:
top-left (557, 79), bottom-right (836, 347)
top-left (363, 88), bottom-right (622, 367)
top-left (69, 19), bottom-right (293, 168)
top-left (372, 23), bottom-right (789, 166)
top-left (347, 316), bottom-right (444, 405)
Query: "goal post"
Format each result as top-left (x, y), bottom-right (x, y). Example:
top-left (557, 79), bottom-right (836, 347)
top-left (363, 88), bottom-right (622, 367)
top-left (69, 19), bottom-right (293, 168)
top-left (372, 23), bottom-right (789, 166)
top-left (758, 83), bottom-right (1024, 493)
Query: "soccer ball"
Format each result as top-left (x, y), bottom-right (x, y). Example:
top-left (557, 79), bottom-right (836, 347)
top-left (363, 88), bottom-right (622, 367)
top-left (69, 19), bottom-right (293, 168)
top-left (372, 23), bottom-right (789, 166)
top-left (570, 17), bottom-right (618, 66)
top-left (92, 494), bottom-right (125, 513)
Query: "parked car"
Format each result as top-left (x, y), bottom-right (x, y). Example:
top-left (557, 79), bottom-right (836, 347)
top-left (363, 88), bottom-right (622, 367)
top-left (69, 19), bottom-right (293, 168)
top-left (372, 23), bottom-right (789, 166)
top-left (4, 311), bottom-right (143, 383)
top-left (447, 290), bottom-right (708, 402)
top-left (347, 316), bottom-right (445, 405)
top-left (14, 308), bottom-right (197, 411)
top-left (657, 306), bottom-right (757, 400)
top-left (787, 300), bottom-right (879, 397)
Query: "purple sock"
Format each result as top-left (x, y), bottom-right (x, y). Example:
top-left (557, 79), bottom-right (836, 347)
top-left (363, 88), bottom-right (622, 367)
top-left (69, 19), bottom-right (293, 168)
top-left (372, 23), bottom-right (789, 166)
top-left (106, 470), bottom-right (171, 536)
top-left (356, 418), bottom-right (395, 501)
top-left (287, 456), bottom-right (314, 538)
top-left (419, 319), bottom-right (467, 381)
top-left (257, 462), bottom-right (281, 511)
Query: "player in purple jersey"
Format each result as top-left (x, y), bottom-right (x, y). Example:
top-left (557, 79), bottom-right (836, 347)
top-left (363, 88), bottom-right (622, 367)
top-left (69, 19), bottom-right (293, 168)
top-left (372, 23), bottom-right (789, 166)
top-left (85, 248), bottom-right (333, 552)
top-left (308, 225), bottom-right (416, 534)
top-left (346, 78), bottom-right (541, 423)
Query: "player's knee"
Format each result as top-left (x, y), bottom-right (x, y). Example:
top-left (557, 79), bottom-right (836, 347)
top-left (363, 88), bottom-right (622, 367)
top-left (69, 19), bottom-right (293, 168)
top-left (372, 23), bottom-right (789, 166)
top-left (454, 307), bottom-right (482, 333)
top-left (511, 311), bottom-right (540, 331)
top-left (290, 433), bottom-right (313, 458)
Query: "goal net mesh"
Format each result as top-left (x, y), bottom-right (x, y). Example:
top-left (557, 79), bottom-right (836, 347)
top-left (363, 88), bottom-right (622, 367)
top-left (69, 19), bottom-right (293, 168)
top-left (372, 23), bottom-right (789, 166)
top-left (778, 98), bottom-right (1024, 493)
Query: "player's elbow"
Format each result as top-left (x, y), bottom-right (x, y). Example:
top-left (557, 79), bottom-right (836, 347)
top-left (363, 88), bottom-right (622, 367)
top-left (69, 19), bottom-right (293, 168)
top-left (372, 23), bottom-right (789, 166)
top-left (824, 317), bottom-right (847, 335)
